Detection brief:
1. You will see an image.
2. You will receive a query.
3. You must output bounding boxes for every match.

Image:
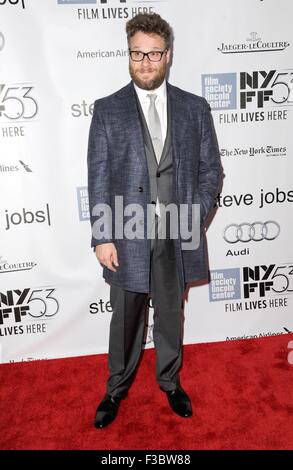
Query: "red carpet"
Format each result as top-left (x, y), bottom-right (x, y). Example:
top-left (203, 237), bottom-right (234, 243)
top-left (0, 334), bottom-right (293, 450)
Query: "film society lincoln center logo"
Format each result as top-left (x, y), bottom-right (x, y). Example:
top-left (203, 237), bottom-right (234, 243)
top-left (209, 264), bottom-right (293, 312)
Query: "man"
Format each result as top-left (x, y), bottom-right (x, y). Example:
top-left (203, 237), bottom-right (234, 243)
top-left (87, 12), bottom-right (222, 429)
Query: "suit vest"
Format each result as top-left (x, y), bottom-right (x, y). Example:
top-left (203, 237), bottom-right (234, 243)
top-left (134, 92), bottom-right (174, 225)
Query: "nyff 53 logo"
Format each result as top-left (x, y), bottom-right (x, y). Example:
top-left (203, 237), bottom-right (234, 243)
top-left (243, 264), bottom-right (293, 298)
top-left (240, 69), bottom-right (293, 109)
top-left (0, 288), bottom-right (59, 324)
top-left (0, 84), bottom-right (38, 121)
top-left (0, 0), bottom-right (25, 8)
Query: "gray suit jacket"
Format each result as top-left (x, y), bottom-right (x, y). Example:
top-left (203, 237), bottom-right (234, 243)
top-left (87, 81), bottom-right (222, 292)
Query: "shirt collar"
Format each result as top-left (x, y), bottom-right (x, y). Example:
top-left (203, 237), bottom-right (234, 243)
top-left (133, 79), bottom-right (167, 102)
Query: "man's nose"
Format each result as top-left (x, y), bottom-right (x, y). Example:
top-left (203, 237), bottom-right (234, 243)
top-left (142, 54), bottom-right (151, 63)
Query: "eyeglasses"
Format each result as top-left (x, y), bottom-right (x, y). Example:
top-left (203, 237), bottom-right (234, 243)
top-left (129, 49), bottom-right (168, 62)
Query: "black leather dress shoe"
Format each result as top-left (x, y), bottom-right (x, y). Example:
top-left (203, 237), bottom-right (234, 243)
top-left (163, 387), bottom-right (192, 418)
top-left (94, 394), bottom-right (121, 429)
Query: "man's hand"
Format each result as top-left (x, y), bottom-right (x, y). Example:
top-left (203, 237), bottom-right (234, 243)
top-left (95, 243), bottom-right (119, 272)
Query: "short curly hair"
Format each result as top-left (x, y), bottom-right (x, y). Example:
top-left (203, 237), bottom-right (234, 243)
top-left (126, 13), bottom-right (172, 49)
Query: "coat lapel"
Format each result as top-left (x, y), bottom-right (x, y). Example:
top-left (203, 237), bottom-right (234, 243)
top-left (116, 82), bottom-right (147, 167)
top-left (167, 82), bottom-right (189, 164)
top-left (158, 93), bottom-right (171, 166)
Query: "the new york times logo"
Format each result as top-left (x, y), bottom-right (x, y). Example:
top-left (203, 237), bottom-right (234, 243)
top-left (240, 70), bottom-right (293, 109)
top-left (0, 287), bottom-right (59, 324)
top-left (0, 0), bottom-right (25, 9)
top-left (243, 264), bottom-right (293, 298)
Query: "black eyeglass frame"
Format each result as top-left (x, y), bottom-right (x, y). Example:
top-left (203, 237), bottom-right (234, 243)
top-left (129, 49), bottom-right (168, 62)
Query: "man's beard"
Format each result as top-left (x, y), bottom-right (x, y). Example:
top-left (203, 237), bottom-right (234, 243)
top-left (129, 64), bottom-right (167, 91)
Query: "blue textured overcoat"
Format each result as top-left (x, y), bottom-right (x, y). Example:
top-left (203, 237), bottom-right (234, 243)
top-left (87, 81), bottom-right (222, 293)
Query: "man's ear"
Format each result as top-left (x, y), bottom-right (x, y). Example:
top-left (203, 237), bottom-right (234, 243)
top-left (166, 49), bottom-right (171, 64)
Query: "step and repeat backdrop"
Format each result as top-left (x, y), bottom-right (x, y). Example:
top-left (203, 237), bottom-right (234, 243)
top-left (0, 0), bottom-right (292, 363)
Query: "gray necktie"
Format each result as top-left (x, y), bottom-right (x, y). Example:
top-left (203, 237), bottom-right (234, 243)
top-left (147, 93), bottom-right (163, 164)
top-left (147, 93), bottom-right (163, 218)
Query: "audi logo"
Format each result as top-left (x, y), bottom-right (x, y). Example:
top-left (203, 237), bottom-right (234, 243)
top-left (223, 221), bottom-right (280, 243)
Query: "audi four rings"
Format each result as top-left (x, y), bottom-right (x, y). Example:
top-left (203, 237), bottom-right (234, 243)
top-left (223, 221), bottom-right (280, 243)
